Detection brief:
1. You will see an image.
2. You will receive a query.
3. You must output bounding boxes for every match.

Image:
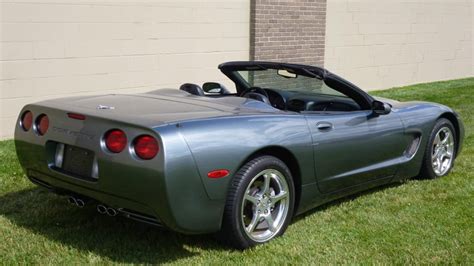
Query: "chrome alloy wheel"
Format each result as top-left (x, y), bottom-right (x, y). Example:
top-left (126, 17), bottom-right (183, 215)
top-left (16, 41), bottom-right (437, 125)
top-left (241, 169), bottom-right (290, 242)
top-left (431, 126), bottom-right (455, 176)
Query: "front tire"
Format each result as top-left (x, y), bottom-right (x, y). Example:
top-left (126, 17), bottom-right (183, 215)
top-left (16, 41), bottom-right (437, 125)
top-left (219, 156), bottom-right (295, 249)
top-left (420, 118), bottom-right (457, 179)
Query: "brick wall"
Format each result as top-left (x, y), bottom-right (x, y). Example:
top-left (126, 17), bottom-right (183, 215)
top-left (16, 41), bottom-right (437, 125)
top-left (324, 0), bottom-right (473, 90)
top-left (0, 0), bottom-right (250, 139)
top-left (251, 0), bottom-right (327, 66)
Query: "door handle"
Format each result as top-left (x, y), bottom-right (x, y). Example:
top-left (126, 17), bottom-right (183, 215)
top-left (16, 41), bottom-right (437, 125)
top-left (316, 122), bottom-right (333, 131)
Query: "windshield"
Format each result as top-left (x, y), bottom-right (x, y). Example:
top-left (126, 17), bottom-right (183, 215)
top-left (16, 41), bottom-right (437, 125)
top-left (236, 69), bottom-right (347, 97)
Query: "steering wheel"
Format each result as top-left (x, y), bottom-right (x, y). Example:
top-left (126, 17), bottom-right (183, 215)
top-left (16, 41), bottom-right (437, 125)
top-left (240, 86), bottom-right (271, 105)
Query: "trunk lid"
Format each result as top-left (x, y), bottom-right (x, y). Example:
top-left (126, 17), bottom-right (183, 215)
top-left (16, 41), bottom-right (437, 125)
top-left (36, 90), bottom-right (247, 127)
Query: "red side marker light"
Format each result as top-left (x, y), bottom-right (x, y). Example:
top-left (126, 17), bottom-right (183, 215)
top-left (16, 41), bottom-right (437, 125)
top-left (207, 169), bottom-right (230, 179)
top-left (67, 113), bottom-right (86, 120)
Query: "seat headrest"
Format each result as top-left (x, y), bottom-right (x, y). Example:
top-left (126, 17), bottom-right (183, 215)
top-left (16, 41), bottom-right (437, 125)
top-left (179, 83), bottom-right (205, 96)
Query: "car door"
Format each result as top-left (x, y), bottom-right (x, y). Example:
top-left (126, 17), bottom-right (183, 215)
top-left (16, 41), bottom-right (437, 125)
top-left (305, 110), bottom-right (407, 194)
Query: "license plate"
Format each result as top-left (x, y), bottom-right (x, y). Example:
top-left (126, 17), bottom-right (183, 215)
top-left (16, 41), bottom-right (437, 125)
top-left (62, 145), bottom-right (94, 178)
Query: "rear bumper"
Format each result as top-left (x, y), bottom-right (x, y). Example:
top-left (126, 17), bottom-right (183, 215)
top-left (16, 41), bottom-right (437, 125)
top-left (16, 139), bottom-right (225, 234)
top-left (27, 170), bottom-right (162, 226)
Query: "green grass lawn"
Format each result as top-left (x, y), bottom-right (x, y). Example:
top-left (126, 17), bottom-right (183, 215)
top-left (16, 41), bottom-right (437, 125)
top-left (1, 78), bottom-right (473, 264)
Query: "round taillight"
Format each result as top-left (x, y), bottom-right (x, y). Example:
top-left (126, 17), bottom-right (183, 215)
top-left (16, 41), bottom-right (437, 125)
top-left (104, 129), bottom-right (127, 153)
top-left (20, 111), bottom-right (33, 131)
top-left (35, 114), bottom-right (49, 136)
top-left (133, 135), bottom-right (159, 160)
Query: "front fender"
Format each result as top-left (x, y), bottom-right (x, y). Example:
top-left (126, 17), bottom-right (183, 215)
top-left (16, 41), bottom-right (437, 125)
top-left (394, 101), bottom-right (463, 179)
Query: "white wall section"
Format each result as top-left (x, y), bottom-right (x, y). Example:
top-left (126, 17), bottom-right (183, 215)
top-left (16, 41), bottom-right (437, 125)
top-left (324, 0), bottom-right (473, 90)
top-left (0, 0), bottom-right (250, 139)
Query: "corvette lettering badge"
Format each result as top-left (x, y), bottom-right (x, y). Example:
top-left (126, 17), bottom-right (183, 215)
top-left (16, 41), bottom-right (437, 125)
top-left (97, 105), bottom-right (115, 110)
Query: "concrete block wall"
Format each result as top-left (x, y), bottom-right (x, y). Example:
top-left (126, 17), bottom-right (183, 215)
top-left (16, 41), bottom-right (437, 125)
top-left (324, 0), bottom-right (473, 90)
top-left (0, 0), bottom-right (250, 139)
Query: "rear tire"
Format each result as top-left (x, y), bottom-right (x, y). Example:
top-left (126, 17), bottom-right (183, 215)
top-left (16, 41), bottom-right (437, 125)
top-left (419, 118), bottom-right (456, 179)
top-left (219, 156), bottom-right (295, 249)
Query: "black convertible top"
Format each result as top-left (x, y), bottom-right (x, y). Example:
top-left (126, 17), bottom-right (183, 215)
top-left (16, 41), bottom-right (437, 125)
top-left (218, 61), bottom-right (326, 79)
top-left (218, 61), bottom-right (374, 110)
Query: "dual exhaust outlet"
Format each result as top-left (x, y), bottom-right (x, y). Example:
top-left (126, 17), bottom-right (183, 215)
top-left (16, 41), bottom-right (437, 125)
top-left (96, 204), bottom-right (118, 217)
top-left (67, 196), bottom-right (117, 216)
top-left (68, 196), bottom-right (86, 208)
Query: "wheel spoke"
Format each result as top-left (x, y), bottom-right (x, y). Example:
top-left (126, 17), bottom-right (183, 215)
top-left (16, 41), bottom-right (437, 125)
top-left (246, 212), bottom-right (260, 233)
top-left (264, 214), bottom-right (276, 232)
top-left (445, 150), bottom-right (453, 159)
top-left (441, 131), bottom-right (450, 144)
top-left (437, 150), bottom-right (445, 161)
top-left (433, 134), bottom-right (441, 146)
top-left (270, 191), bottom-right (288, 204)
top-left (432, 161), bottom-right (439, 173)
top-left (244, 194), bottom-right (259, 205)
top-left (262, 173), bottom-right (271, 194)
top-left (439, 148), bottom-right (450, 164)
top-left (432, 147), bottom-right (441, 159)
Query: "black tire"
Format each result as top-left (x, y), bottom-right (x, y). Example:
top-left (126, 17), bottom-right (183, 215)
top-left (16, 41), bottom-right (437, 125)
top-left (219, 156), bottom-right (295, 249)
top-left (419, 118), bottom-right (457, 179)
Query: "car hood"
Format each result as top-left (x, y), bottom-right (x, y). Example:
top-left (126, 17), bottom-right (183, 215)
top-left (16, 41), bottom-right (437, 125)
top-left (34, 89), bottom-right (281, 127)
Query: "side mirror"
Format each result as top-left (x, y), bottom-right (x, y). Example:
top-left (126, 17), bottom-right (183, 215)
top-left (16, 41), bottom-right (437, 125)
top-left (202, 82), bottom-right (230, 94)
top-left (372, 100), bottom-right (391, 115)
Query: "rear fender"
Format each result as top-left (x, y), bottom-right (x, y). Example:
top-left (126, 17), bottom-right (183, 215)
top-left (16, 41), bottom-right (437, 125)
top-left (178, 115), bottom-right (314, 200)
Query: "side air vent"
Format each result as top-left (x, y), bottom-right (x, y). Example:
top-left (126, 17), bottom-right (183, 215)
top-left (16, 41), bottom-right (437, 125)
top-left (404, 135), bottom-right (422, 158)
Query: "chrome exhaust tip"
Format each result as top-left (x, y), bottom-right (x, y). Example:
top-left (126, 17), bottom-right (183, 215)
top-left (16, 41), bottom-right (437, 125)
top-left (68, 196), bottom-right (77, 205)
top-left (106, 207), bottom-right (118, 217)
top-left (97, 205), bottom-right (107, 214)
top-left (75, 198), bottom-right (85, 208)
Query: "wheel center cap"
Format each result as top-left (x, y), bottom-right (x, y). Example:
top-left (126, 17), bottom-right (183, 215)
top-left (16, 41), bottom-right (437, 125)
top-left (258, 195), bottom-right (270, 210)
